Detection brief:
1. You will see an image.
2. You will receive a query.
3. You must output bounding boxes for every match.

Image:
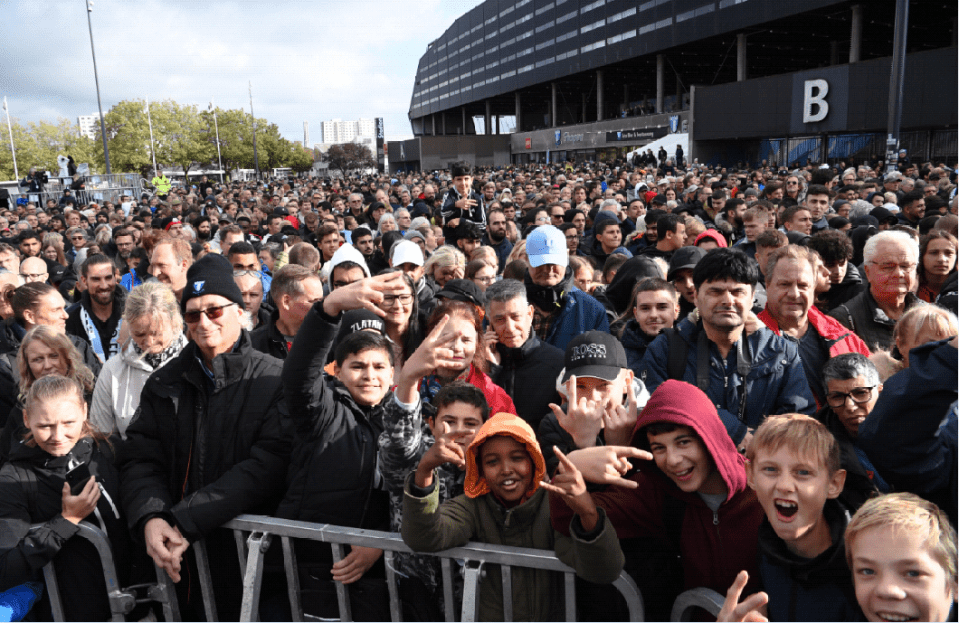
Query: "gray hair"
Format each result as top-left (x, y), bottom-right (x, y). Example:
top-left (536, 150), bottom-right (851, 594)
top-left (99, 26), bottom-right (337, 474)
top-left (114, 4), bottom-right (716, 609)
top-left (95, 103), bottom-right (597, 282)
top-left (123, 282), bottom-right (184, 339)
top-left (822, 353), bottom-right (880, 387)
top-left (410, 216), bottom-right (430, 231)
top-left (395, 208), bottom-right (410, 219)
top-left (599, 198), bottom-right (621, 212)
top-left (484, 278), bottom-right (527, 314)
top-left (863, 230), bottom-right (919, 265)
top-left (848, 200), bottom-right (874, 221)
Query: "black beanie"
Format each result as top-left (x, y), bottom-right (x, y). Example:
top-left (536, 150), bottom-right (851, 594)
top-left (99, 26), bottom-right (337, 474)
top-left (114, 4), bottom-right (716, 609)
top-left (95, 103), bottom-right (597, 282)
top-left (181, 253), bottom-right (245, 313)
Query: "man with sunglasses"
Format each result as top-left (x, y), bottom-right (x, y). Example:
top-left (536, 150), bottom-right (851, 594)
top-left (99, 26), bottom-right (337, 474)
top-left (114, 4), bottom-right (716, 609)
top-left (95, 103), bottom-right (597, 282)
top-left (119, 253), bottom-right (291, 620)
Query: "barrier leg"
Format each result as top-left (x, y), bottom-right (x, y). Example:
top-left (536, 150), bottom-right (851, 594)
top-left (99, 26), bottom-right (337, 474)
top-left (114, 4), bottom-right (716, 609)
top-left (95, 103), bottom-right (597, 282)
top-left (280, 536), bottom-right (303, 622)
top-left (440, 558), bottom-right (456, 623)
top-left (151, 564), bottom-right (182, 622)
top-left (240, 532), bottom-right (272, 622)
top-left (564, 571), bottom-right (577, 622)
top-left (383, 550), bottom-right (403, 622)
top-left (460, 560), bottom-right (484, 623)
top-left (612, 573), bottom-right (645, 622)
top-left (42, 563), bottom-right (66, 622)
top-left (193, 540), bottom-right (219, 622)
top-left (501, 565), bottom-right (513, 622)
top-left (330, 543), bottom-right (353, 622)
top-left (670, 588), bottom-right (724, 621)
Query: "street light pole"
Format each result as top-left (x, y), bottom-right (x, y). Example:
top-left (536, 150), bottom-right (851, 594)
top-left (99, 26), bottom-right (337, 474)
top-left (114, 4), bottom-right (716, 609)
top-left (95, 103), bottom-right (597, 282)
top-left (86, 0), bottom-right (111, 174)
top-left (145, 96), bottom-right (157, 175)
top-left (3, 97), bottom-right (18, 180)
top-left (249, 82), bottom-right (259, 180)
top-left (210, 99), bottom-right (224, 183)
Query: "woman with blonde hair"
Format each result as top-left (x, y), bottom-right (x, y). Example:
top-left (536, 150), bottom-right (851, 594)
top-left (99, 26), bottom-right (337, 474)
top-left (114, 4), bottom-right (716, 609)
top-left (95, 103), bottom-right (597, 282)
top-left (90, 283), bottom-right (187, 439)
top-left (505, 239), bottom-right (528, 265)
top-left (423, 245), bottom-right (466, 289)
top-left (871, 304), bottom-right (959, 380)
top-left (0, 325), bottom-right (96, 462)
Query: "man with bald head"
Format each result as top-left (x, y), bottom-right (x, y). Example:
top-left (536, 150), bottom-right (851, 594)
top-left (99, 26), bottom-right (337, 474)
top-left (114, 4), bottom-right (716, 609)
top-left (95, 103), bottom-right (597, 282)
top-left (19, 256), bottom-right (48, 284)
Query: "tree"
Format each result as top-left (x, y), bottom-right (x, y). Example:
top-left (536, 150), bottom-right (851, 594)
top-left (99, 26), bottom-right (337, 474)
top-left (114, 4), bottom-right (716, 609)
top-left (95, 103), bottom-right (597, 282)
top-left (324, 143), bottom-right (375, 176)
top-left (206, 107), bottom-right (255, 174)
top-left (0, 117), bottom-right (100, 181)
top-left (97, 99), bottom-right (154, 176)
top-left (289, 146), bottom-right (314, 173)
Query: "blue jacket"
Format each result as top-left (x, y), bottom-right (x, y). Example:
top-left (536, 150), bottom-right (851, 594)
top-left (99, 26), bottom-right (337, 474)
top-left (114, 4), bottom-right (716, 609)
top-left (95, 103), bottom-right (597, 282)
top-left (858, 338), bottom-right (958, 526)
top-left (545, 288), bottom-right (610, 353)
top-left (636, 318), bottom-right (815, 443)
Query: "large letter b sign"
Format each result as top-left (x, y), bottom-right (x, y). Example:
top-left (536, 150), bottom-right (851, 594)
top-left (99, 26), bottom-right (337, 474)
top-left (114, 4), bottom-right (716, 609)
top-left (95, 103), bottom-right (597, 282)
top-left (803, 79), bottom-right (829, 123)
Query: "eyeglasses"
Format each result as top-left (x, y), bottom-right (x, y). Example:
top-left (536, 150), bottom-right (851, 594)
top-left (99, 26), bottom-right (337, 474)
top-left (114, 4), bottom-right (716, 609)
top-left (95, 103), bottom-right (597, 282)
top-left (380, 294), bottom-right (413, 308)
top-left (184, 302), bottom-right (237, 324)
top-left (233, 269), bottom-right (261, 279)
top-left (825, 386), bottom-right (877, 408)
top-left (565, 234), bottom-right (579, 240)
top-left (20, 272), bottom-right (46, 280)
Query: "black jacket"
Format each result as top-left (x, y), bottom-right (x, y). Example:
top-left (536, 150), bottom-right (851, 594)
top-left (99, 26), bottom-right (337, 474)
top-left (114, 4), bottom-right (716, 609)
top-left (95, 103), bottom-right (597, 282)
top-left (0, 437), bottom-right (129, 621)
top-left (829, 289), bottom-right (921, 352)
top-left (813, 405), bottom-right (881, 511)
top-left (65, 287), bottom-right (127, 363)
top-left (488, 335), bottom-right (564, 432)
top-left (276, 303), bottom-right (391, 564)
top-left (619, 318), bottom-right (654, 372)
top-left (249, 308), bottom-right (289, 360)
top-left (118, 331), bottom-right (290, 543)
top-left (819, 264), bottom-right (866, 313)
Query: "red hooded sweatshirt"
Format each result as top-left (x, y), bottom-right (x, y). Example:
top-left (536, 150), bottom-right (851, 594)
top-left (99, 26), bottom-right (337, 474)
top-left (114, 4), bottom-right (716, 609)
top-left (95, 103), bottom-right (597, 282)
top-left (551, 379), bottom-right (764, 596)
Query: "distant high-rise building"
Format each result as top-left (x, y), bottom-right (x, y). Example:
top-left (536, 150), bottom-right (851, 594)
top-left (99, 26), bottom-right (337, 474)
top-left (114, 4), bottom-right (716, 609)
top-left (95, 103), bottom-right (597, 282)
top-left (77, 112), bottom-right (103, 140)
top-left (320, 118), bottom-right (376, 146)
top-left (303, 121), bottom-right (310, 148)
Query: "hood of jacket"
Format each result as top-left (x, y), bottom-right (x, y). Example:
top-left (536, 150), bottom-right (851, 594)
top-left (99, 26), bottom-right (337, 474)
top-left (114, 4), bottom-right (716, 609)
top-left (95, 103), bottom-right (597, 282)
top-left (758, 498), bottom-right (852, 584)
top-left (631, 379), bottom-right (748, 502)
top-left (620, 318), bottom-right (654, 350)
top-left (464, 412), bottom-right (546, 502)
top-left (603, 256), bottom-right (664, 315)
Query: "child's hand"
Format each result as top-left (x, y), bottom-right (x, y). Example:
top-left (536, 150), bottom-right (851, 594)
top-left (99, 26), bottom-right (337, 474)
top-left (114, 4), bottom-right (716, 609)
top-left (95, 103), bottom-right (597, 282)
top-left (414, 422), bottom-right (467, 488)
top-left (549, 375), bottom-right (605, 449)
top-left (603, 387), bottom-right (638, 446)
top-left (322, 271), bottom-right (409, 317)
top-left (541, 446), bottom-right (599, 531)
top-left (563, 446), bottom-right (652, 488)
top-left (717, 571), bottom-right (769, 622)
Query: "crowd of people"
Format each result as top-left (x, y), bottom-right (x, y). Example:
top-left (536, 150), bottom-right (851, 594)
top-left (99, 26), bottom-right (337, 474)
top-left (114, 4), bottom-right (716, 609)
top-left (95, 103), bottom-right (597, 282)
top-left (0, 153), bottom-right (956, 622)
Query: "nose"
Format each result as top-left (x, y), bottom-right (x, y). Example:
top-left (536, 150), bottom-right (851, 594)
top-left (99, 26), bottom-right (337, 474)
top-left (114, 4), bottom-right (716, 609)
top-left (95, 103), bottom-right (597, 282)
top-left (874, 571), bottom-right (907, 601)
top-left (774, 473), bottom-right (795, 494)
top-left (664, 446), bottom-right (683, 468)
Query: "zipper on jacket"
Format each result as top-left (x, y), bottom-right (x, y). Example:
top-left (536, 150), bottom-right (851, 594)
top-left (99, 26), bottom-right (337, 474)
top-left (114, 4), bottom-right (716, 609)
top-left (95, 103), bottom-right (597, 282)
top-left (712, 510), bottom-right (719, 526)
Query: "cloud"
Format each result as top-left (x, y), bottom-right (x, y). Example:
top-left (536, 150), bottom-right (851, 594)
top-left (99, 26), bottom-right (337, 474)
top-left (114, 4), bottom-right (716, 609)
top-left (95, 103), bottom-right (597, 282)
top-left (2, 0), bottom-right (483, 144)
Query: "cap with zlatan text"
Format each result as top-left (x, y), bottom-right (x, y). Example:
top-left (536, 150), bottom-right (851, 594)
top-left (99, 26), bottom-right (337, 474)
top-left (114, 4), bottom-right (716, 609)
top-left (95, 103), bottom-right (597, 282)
top-left (561, 331), bottom-right (627, 382)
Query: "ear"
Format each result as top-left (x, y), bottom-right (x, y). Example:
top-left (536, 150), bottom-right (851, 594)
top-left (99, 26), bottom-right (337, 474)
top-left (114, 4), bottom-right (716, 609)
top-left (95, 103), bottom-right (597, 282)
top-left (745, 461), bottom-right (757, 490)
top-left (826, 468), bottom-right (847, 499)
top-left (21, 307), bottom-right (36, 326)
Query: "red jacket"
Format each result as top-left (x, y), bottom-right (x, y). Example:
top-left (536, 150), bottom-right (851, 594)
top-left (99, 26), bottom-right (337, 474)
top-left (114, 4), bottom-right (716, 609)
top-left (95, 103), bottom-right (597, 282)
top-left (466, 365), bottom-right (517, 417)
top-left (551, 380), bottom-right (764, 596)
top-left (758, 306), bottom-right (870, 359)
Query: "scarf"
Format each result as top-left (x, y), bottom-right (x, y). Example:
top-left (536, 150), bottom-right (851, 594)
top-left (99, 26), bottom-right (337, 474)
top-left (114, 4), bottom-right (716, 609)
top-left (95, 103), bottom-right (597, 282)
top-left (524, 265), bottom-right (573, 313)
top-left (133, 332), bottom-right (187, 370)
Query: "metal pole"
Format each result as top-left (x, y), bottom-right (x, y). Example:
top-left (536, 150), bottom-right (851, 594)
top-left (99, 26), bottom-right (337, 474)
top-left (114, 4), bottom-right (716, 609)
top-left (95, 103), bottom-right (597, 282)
top-left (249, 82), bottom-right (259, 180)
top-left (3, 97), bottom-right (18, 180)
top-left (885, 0), bottom-right (909, 174)
top-left (145, 96), bottom-right (157, 175)
top-left (211, 99), bottom-right (223, 183)
top-left (86, 0), bottom-right (111, 174)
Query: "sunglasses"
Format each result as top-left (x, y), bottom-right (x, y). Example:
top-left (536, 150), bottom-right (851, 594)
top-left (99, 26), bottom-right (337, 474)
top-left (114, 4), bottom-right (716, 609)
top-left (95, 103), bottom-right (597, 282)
top-left (184, 302), bottom-right (237, 324)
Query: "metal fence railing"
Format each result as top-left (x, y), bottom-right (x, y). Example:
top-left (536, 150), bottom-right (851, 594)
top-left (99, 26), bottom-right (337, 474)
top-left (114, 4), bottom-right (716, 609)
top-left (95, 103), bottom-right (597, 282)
top-left (31, 521), bottom-right (180, 622)
top-left (34, 514), bottom-right (646, 622)
top-left (670, 587), bottom-right (724, 621)
top-left (9, 173), bottom-right (150, 208)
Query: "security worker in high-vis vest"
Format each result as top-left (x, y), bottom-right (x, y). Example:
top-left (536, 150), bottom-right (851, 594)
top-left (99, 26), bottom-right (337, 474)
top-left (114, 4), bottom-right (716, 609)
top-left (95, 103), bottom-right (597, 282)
top-left (151, 168), bottom-right (172, 199)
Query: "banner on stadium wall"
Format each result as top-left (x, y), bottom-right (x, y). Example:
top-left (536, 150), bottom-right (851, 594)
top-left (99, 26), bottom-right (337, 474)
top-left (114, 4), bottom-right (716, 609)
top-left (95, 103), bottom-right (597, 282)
top-left (376, 118), bottom-right (385, 173)
top-left (605, 127), bottom-right (668, 142)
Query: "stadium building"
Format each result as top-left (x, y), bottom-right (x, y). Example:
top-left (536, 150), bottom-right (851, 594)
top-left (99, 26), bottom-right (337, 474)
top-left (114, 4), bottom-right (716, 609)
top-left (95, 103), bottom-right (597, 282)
top-left (390, 0), bottom-right (956, 171)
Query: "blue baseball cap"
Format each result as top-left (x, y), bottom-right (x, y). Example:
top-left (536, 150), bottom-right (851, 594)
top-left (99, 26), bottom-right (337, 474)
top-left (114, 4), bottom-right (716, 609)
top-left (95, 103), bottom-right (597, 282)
top-left (526, 225), bottom-right (568, 268)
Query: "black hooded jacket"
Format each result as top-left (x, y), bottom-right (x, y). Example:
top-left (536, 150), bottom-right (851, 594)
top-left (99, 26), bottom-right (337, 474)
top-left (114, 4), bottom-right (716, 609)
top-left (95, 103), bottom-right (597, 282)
top-left (488, 334), bottom-right (563, 432)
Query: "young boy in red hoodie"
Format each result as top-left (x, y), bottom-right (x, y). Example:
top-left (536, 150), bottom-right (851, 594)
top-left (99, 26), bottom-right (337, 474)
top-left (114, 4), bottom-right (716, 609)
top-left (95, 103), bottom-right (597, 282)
top-left (550, 379), bottom-right (766, 618)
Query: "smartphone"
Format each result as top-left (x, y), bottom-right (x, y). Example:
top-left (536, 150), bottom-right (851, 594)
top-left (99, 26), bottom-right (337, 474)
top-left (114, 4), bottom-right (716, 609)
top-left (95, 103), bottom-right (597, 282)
top-left (65, 461), bottom-right (92, 496)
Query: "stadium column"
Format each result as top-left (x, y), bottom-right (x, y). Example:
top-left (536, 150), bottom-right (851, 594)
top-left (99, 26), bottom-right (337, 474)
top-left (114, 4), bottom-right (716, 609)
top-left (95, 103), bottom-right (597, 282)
top-left (442, 113), bottom-right (446, 135)
top-left (737, 33), bottom-right (747, 81)
top-left (462, 107), bottom-right (466, 135)
top-left (485, 101), bottom-right (492, 135)
top-left (850, 4), bottom-right (863, 63)
top-left (597, 70), bottom-right (604, 122)
top-left (515, 92), bottom-right (521, 132)
top-left (432, 114), bottom-right (436, 136)
top-left (656, 55), bottom-right (664, 113)
top-left (551, 83), bottom-right (557, 128)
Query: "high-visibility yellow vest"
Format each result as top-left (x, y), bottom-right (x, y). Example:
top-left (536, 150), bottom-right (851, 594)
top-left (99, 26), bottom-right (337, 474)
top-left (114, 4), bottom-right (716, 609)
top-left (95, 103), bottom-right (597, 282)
top-left (152, 175), bottom-right (172, 194)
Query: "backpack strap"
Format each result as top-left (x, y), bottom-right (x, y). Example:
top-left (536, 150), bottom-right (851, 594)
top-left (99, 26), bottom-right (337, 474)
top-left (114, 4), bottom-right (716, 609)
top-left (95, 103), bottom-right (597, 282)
top-left (665, 328), bottom-right (689, 381)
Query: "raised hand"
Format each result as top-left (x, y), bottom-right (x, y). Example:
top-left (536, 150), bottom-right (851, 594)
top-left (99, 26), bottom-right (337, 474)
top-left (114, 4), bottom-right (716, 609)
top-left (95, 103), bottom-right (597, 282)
top-left (540, 446), bottom-right (600, 531)
top-left (717, 571), bottom-right (769, 622)
top-left (483, 328), bottom-right (500, 366)
top-left (321, 271), bottom-right (409, 317)
top-left (396, 316), bottom-right (460, 401)
top-left (415, 421), bottom-right (469, 488)
top-left (563, 446), bottom-right (653, 488)
top-left (548, 375), bottom-right (605, 449)
top-left (603, 386), bottom-right (638, 446)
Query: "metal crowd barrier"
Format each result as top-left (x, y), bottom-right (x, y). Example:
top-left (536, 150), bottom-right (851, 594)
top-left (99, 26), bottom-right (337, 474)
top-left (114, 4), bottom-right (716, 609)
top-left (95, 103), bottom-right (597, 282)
top-left (8, 173), bottom-right (149, 207)
top-left (209, 514), bottom-right (645, 622)
top-left (35, 515), bottom-right (646, 622)
top-left (31, 521), bottom-right (180, 622)
top-left (670, 587), bottom-right (724, 621)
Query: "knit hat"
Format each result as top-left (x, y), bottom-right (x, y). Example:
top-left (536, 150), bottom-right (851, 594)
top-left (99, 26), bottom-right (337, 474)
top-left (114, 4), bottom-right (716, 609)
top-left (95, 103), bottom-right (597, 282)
top-left (181, 253), bottom-right (244, 313)
top-left (694, 229), bottom-right (728, 248)
top-left (464, 413), bottom-right (546, 502)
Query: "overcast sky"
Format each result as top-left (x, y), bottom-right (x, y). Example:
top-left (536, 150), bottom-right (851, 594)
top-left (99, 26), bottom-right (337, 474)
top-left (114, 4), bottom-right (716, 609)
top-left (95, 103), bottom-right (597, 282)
top-left (2, 0), bottom-right (483, 144)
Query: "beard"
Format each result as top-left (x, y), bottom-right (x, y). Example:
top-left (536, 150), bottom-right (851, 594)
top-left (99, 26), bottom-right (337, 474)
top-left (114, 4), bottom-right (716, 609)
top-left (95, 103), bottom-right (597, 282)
top-left (197, 230), bottom-right (211, 241)
top-left (488, 229), bottom-right (505, 243)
